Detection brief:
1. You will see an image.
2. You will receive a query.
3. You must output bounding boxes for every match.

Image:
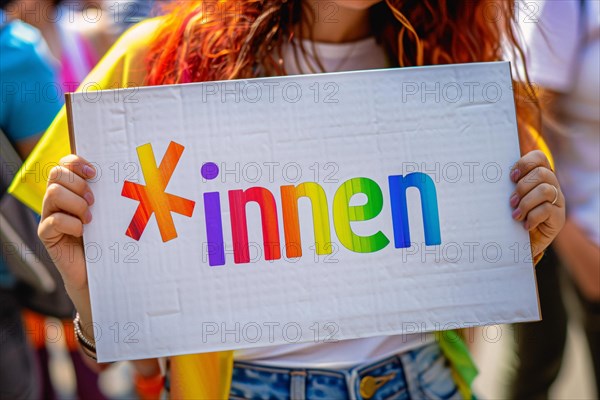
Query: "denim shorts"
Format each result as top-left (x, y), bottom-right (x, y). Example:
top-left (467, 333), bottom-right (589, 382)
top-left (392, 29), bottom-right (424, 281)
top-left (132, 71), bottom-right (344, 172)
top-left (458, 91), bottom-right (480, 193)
top-left (229, 342), bottom-right (462, 400)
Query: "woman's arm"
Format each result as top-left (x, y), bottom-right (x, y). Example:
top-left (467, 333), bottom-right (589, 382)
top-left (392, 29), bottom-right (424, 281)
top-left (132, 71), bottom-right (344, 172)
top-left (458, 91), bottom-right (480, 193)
top-left (38, 155), bottom-right (160, 375)
top-left (510, 150), bottom-right (565, 259)
top-left (553, 219), bottom-right (600, 301)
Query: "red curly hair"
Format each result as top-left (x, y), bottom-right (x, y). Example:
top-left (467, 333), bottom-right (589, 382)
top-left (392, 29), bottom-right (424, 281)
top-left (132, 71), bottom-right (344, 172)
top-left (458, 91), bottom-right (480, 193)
top-left (146, 0), bottom-right (540, 150)
top-left (147, 0), bottom-right (529, 83)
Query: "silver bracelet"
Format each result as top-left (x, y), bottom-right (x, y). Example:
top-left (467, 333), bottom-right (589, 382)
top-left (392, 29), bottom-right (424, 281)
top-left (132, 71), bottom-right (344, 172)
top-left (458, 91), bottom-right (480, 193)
top-left (73, 312), bottom-right (96, 351)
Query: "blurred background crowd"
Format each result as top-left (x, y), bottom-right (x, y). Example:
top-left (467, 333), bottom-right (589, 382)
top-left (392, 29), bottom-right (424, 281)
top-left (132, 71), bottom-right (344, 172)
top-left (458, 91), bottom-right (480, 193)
top-left (0, 0), bottom-right (598, 399)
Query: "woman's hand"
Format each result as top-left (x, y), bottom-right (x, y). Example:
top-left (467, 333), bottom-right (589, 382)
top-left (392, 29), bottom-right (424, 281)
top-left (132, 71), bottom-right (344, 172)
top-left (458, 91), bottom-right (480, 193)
top-left (38, 154), bottom-right (96, 339)
top-left (510, 150), bottom-right (566, 259)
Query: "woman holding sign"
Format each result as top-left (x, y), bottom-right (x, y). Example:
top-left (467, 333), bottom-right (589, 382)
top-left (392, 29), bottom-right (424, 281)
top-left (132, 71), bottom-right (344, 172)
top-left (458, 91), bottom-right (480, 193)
top-left (29, 0), bottom-right (566, 399)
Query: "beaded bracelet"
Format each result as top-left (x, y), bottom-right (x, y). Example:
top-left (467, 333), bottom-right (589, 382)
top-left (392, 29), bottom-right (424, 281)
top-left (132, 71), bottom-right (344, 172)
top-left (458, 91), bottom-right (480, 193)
top-left (74, 313), bottom-right (97, 360)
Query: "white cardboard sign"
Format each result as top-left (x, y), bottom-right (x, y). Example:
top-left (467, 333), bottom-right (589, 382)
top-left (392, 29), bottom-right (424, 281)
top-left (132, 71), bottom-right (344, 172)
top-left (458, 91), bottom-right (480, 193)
top-left (67, 62), bottom-right (540, 362)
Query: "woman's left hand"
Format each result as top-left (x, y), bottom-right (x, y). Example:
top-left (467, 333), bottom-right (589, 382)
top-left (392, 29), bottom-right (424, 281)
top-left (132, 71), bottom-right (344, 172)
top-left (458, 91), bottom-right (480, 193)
top-left (510, 150), bottom-right (566, 259)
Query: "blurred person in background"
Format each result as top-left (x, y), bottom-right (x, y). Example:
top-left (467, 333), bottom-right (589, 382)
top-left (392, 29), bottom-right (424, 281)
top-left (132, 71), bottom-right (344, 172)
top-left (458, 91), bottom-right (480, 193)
top-left (5, 3), bottom-right (163, 397)
top-left (4, 1), bottom-right (106, 399)
top-left (0, 0), bottom-right (59, 158)
top-left (0, 0), bottom-right (61, 398)
top-left (73, 0), bottom-right (162, 55)
top-left (111, 0), bottom-right (156, 34)
top-left (509, 0), bottom-right (600, 398)
top-left (5, 0), bottom-right (100, 92)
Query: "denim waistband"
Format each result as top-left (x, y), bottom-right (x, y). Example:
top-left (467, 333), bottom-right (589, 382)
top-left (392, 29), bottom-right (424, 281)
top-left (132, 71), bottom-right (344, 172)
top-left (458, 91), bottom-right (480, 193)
top-left (229, 342), bottom-right (458, 400)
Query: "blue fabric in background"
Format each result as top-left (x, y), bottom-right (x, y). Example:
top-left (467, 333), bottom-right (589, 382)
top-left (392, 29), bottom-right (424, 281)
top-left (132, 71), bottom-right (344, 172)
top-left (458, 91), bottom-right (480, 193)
top-left (0, 10), bottom-right (61, 287)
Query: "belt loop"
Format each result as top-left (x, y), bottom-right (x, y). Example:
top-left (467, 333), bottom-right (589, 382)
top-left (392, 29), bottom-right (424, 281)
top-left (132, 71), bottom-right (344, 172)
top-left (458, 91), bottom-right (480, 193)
top-left (398, 352), bottom-right (421, 399)
top-left (347, 368), bottom-right (360, 400)
top-left (290, 370), bottom-right (307, 400)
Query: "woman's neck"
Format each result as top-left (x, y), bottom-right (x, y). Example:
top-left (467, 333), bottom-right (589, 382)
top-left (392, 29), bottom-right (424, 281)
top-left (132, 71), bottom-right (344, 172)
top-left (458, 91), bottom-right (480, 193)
top-left (302, 4), bottom-right (372, 43)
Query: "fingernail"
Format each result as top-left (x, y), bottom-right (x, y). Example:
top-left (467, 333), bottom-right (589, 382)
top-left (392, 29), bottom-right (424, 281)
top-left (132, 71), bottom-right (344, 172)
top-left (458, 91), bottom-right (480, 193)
top-left (512, 208), bottom-right (521, 220)
top-left (84, 192), bottom-right (94, 206)
top-left (524, 221), bottom-right (530, 230)
top-left (510, 168), bottom-right (520, 182)
top-left (510, 193), bottom-right (519, 208)
top-left (84, 210), bottom-right (93, 224)
top-left (83, 165), bottom-right (96, 178)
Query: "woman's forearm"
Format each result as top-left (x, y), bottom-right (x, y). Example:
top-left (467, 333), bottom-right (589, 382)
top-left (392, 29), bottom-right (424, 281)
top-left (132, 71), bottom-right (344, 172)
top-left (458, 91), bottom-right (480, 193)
top-left (68, 288), bottom-right (160, 376)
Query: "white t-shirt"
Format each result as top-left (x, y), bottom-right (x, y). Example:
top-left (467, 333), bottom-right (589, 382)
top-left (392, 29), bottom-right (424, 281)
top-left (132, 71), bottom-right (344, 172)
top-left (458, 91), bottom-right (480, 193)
top-left (235, 37), bottom-right (433, 369)
top-left (515, 0), bottom-right (600, 245)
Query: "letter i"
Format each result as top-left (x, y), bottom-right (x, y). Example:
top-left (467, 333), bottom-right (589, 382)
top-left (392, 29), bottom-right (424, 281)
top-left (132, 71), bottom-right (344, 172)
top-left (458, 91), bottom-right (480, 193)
top-left (202, 162), bottom-right (225, 266)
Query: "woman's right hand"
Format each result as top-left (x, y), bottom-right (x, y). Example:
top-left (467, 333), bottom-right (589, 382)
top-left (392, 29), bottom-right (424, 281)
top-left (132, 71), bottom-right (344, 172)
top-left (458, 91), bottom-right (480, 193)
top-left (39, 154), bottom-right (97, 340)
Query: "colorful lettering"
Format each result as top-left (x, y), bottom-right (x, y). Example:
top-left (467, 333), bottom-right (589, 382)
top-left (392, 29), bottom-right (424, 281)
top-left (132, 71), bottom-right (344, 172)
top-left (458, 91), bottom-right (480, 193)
top-left (122, 142), bottom-right (195, 242)
top-left (201, 162), bottom-right (225, 266)
top-left (229, 187), bottom-right (281, 264)
top-left (122, 146), bottom-right (443, 264)
top-left (333, 177), bottom-right (390, 253)
top-left (281, 182), bottom-right (331, 258)
top-left (388, 172), bottom-right (441, 248)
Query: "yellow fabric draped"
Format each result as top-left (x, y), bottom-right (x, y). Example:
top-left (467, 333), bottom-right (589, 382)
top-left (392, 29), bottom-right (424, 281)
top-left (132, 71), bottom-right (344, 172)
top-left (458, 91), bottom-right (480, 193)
top-left (170, 352), bottom-right (234, 399)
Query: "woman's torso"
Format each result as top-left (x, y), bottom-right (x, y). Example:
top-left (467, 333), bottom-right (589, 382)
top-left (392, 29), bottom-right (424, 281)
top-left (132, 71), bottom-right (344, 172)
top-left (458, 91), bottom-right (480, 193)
top-left (235, 36), bottom-right (433, 368)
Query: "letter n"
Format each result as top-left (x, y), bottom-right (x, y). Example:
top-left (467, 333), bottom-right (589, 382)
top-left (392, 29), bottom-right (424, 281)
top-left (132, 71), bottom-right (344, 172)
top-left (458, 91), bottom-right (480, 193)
top-left (388, 172), bottom-right (441, 248)
top-left (228, 187), bottom-right (281, 263)
top-left (280, 182), bottom-right (331, 258)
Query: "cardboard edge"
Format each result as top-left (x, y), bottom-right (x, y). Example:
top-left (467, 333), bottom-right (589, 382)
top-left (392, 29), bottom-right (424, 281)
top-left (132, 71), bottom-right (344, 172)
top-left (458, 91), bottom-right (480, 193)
top-left (507, 61), bottom-right (542, 321)
top-left (65, 93), bottom-right (77, 154)
top-left (65, 92), bottom-right (97, 327)
top-left (532, 266), bottom-right (542, 321)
